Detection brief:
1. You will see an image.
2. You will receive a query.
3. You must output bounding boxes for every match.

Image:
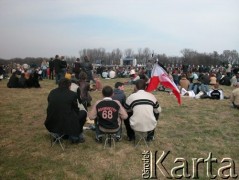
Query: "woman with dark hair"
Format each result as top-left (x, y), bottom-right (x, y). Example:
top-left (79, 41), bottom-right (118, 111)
top-left (78, 72), bottom-right (92, 110)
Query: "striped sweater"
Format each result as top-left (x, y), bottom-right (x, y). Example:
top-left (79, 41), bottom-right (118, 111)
top-left (125, 90), bottom-right (160, 132)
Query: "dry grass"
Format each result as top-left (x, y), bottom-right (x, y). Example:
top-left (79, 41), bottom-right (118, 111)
top-left (0, 78), bottom-right (238, 179)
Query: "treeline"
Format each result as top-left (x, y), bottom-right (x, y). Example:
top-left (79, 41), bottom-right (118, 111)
top-left (0, 48), bottom-right (238, 67)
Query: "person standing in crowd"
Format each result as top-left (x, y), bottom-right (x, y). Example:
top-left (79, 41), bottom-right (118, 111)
top-left (53, 55), bottom-right (63, 84)
top-left (41, 59), bottom-right (48, 79)
top-left (88, 85), bottom-right (128, 142)
top-left (124, 79), bottom-right (161, 141)
top-left (73, 58), bottom-right (81, 79)
top-left (45, 78), bottom-right (87, 143)
top-left (81, 56), bottom-right (94, 83)
top-left (146, 60), bottom-right (153, 78)
top-left (48, 57), bottom-right (54, 80)
top-left (60, 56), bottom-right (67, 80)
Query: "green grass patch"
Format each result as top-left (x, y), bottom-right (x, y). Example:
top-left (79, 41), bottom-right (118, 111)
top-left (0, 78), bottom-right (238, 179)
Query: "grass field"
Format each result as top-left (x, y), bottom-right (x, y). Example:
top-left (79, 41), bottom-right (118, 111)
top-left (0, 78), bottom-right (238, 179)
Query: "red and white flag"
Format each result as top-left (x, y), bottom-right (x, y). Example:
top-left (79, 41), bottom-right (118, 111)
top-left (146, 63), bottom-right (181, 105)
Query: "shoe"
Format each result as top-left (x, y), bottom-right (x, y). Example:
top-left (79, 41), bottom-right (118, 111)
top-left (95, 136), bottom-right (103, 143)
top-left (70, 134), bottom-right (85, 144)
top-left (78, 137), bottom-right (85, 143)
top-left (115, 135), bottom-right (122, 142)
top-left (146, 136), bottom-right (155, 142)
top-left (62, 135), bottom-right (69, 140)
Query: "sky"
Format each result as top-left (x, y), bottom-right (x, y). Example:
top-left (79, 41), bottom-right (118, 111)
top-left (0, 0), bottom-right (239, 59)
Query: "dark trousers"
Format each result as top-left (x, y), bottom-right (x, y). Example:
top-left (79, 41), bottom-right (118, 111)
top-left (49, 69), bottom-right (54, 80)
top-left (78, 110), bottom-right (87, 133)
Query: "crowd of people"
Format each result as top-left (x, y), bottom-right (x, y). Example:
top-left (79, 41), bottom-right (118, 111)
top-left (45, 78), bottom-right (161, 144)
top-left (2, 55), bottom-right (239, 144)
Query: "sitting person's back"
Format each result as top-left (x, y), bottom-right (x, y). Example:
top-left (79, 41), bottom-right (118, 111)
top-left (45, 78), bottom-right (86, 143)
top-left (7, 71), bottom-right (19, 88)
top-left (179, 74), bottom-right (190, 91)
top-left (207, 83), bottom-right (224, 100)
top-left (209, 73), bottom-right (217, 85)
top-left (89, 85), bottom-right (128, 142)
top-left (124, 79), bottom-right (161, 141)
top-left (219, 74), bottom-right (231, 86)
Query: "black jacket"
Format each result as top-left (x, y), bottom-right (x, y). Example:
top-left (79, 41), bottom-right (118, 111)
top-left (45, 88), bottom-right (83, 136)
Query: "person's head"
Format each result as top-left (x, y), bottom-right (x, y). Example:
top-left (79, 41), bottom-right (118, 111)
top-left (135, 79), bottom-right (146, 91)
top-left (102, 86), bottom-right (113, 97)
top-left (55, 55), bottom-right (59, 59)
top-left (84, 56), bottom-right (89, 62)
top-left (79, 72), bottom-right (87, 81)
top-left (114, 82), bottom-right (124, 91)
top-left (58, 78), bottom-right (71, 89)
top-left (181, 73), bottom-right (187, 78)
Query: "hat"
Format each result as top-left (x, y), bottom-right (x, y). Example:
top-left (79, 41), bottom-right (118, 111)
top-left (115, 82), bottom-right (124, 88)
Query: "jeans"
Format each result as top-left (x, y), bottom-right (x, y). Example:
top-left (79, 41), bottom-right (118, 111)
top-left (200, 84), bottom-right (209, 93)
top-left (55, 73), bottom-right (61, 84)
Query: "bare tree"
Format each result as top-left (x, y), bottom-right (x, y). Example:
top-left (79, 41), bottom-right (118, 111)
top-left (220, 50), bottom-right (239, 65)
top-left (124, 48), bottom-right (134, 58)
top-left (110, 48), bottom-right (122, 65)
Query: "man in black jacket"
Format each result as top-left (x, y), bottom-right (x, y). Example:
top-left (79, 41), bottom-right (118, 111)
top-left (81, 56), bottom-right (94, 82)
top-left (53, 55), bottom-right (62, 84)
top-left (45, 78), bottom-right (87, 143)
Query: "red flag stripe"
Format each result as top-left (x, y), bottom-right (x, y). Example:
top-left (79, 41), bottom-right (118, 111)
top-left (146, 64), bottom-right (181, 105)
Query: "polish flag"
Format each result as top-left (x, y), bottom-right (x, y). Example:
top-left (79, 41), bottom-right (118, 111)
top-left (146, 63), bottom-right (181, 105)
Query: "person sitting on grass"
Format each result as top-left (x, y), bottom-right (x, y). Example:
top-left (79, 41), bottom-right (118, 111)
top-left (230, 82), bottom-right (239, 109)
top-left (7, 70), bottom-right (19, 88)
top-left (112, 82), bottom-right (127, 140)
top-left (45, 78), bottom-right (87, 144)
top-left (124, 79), bottom-right (161, 142)
top-left (88, 85), bottom-right (128, 143)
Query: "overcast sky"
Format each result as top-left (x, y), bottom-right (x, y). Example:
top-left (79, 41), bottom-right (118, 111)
top-left (0, 0), bottom-right (238, 59)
